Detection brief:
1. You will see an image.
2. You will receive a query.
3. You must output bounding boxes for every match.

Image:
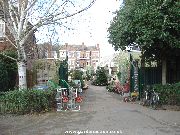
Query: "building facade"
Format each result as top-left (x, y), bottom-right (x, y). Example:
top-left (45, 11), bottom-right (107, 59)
top-left (59, 42), bottom-right (100, 70)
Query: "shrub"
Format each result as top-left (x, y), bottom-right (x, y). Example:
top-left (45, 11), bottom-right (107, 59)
top-left (0, 89), bottom-right (56, 114)
top-left (153, 82), bottom-right (180, 105)
top-left (71, 70), bottom-right (85, 88)
top-left (0, 61), bottom-right (9, 91)
top-left (86, 73), bottom-right (92, 81)
top-left (0, 51), bottom-right (18, 92)
top-left (92, 67), bottom-right (108, 86)
top-left (106, 81), bottom-right (115, 92)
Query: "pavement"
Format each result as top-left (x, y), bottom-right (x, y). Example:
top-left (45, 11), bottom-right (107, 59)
top-left (0, 83), bottom-right (180, 135)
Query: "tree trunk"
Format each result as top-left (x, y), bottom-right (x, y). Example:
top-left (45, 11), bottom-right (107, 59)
top-left (162, 59), bottom-right (167, 85)
top-left (18, 61), bottom-right (27, 89)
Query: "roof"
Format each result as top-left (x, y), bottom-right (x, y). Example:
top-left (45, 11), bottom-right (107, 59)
top-left (60, 44), bottom-right (99, 51)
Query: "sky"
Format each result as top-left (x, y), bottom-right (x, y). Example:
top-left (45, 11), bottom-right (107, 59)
top-left (36, 0), bottom-right (123, 57)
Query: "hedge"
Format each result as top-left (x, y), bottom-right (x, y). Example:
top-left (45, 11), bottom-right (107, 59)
top-left (0, 89), bottom-right (56, 114)
top-left (153, 82), bottom-right (180, 105)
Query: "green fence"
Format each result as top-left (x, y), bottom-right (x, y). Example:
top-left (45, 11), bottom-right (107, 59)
top-left (140, 67), bottom-right (162, 85)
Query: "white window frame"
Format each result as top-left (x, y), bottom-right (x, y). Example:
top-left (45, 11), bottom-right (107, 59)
top-left (76, 52), bottom-right (80, 58)
top-left (86, 52), bottom-right (89, 58)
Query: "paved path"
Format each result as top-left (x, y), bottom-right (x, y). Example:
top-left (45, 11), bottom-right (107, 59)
top-left (0, 84), bottom-right (180, 135)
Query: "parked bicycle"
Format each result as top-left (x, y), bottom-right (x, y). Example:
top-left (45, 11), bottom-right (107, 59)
top-left (143, 86), bottom-right (160, 109)
top-left (150, 88), bottom-right (160, 109)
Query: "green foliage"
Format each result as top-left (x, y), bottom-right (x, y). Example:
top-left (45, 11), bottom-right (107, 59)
top-left (0, 89), bottom-right (56, 114)
top-left (153, 82), bottom-right (180, 105)
top-left (106, 81), bottom-right (115, 92)
top-left (0, 61), bottom-right (9, 91)
top-left (68, 81), bottom-right (77, 88)
top-left (86, 66), bottom-right (95, 80)
top-left (86, 73), bottom-right (92, 81)
top-left (72, 70), bottom-right (83, 80)
top-left (108, 0), bottom-right (180, 61)
top-left (59, 59), bottom-right (68, 82)
top-left (0, 50), bottom-right (18, 91)
top-left (34, 59), bottom-right (60, 84)
top-left (92, 67), bottom-right (108, 86)
top-left (117, 72), bottom-right (121, 81)
top-left (70, 70), bottom-right (84, 88)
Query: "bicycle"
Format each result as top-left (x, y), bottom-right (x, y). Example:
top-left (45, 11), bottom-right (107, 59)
top-left (150, 88), bottom-right (160, 109)
top-left (142, 85), bottom-right (151, 106)
top-left (143, 86), bottom-right (160, 109)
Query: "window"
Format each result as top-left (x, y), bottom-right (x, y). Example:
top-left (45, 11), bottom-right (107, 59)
top-left (68, 52), bottom-right (74, 58)
top-left (71, 60), bottom-right (74, 65)
top-left (76, 52), bottom-right (80, 58)
top-left (0, 20), bottom-right (5, 37)
top-left (60, 51), bottom-right (66, 57)
top-left (86, 53), bottom-right (89, 58)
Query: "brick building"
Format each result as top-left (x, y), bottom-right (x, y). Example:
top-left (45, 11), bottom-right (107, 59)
top-left (0, 13), bottom-right (13, 51)
top-left (59, 42), bottom-right (100, 70)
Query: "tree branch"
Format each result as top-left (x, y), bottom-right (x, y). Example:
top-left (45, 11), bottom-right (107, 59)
top-left (0, 52), bottom-right (17, 61)
top-left (20, 0), bottom-right (96, 46)
top-left (43, 0), bottom-right (58, 17)
top-left (36, 0), bottom-right (96, 28)
top-left (5, 35), bottom-right (17, 49)
top-left (55, 0), bottom-right (96, 20)
top-left (9, 4), bottom-right (18, 33)
top-left (24, 0), bottom-right (38, 13)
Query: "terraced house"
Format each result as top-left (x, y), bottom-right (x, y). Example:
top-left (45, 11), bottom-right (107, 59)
top-left (59, 42), bottom-right (100, 71)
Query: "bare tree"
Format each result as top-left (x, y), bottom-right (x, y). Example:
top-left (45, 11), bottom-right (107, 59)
top-left (0, 0), bottom-right (96, 89)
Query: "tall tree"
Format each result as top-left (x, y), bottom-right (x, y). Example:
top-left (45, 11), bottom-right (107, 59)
top-left (0, 0), bottom-right (96, 89)
top-left (108, 0), bottom-right (180, 84)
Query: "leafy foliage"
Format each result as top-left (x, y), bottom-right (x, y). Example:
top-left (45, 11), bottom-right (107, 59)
top-left (33, 59), bottom-right (60, 85)
top-left (92, 67), bottom-right (108, 86)
top-left (0, 89), bottom-right (56, 114)
top-left (85, 66), bottom-right (95, 80)
top-left (69, 69), bottom-right (85, 88)
top-left (72, 70), bottom-right (83, 80)
top-left (59, 59), bottom-right (68, 82)
top-left (108, 0), bottom-right (180, 61)
top-left (0, 50), bottom-right (18, 91)
top-left (153, 82), bottom-right (180, 105)
top-left (0, 61), bottom-right (9, 91)
top-left (106, 81), bottom-right (115, 92)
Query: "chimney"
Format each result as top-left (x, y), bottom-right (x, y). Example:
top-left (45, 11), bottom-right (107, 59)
top-left (65, 43), bottom-right (68, 50)
top-left (82, 42), bottom-right (85, 50)
top-left (48, 43), bottom-right (52, 58)
top-left (96, 44), bottom-right (100, 49)
top-left (65, 43), bottom-right (68, 58)
top-left (19, 0), bottom-right (28, 10)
